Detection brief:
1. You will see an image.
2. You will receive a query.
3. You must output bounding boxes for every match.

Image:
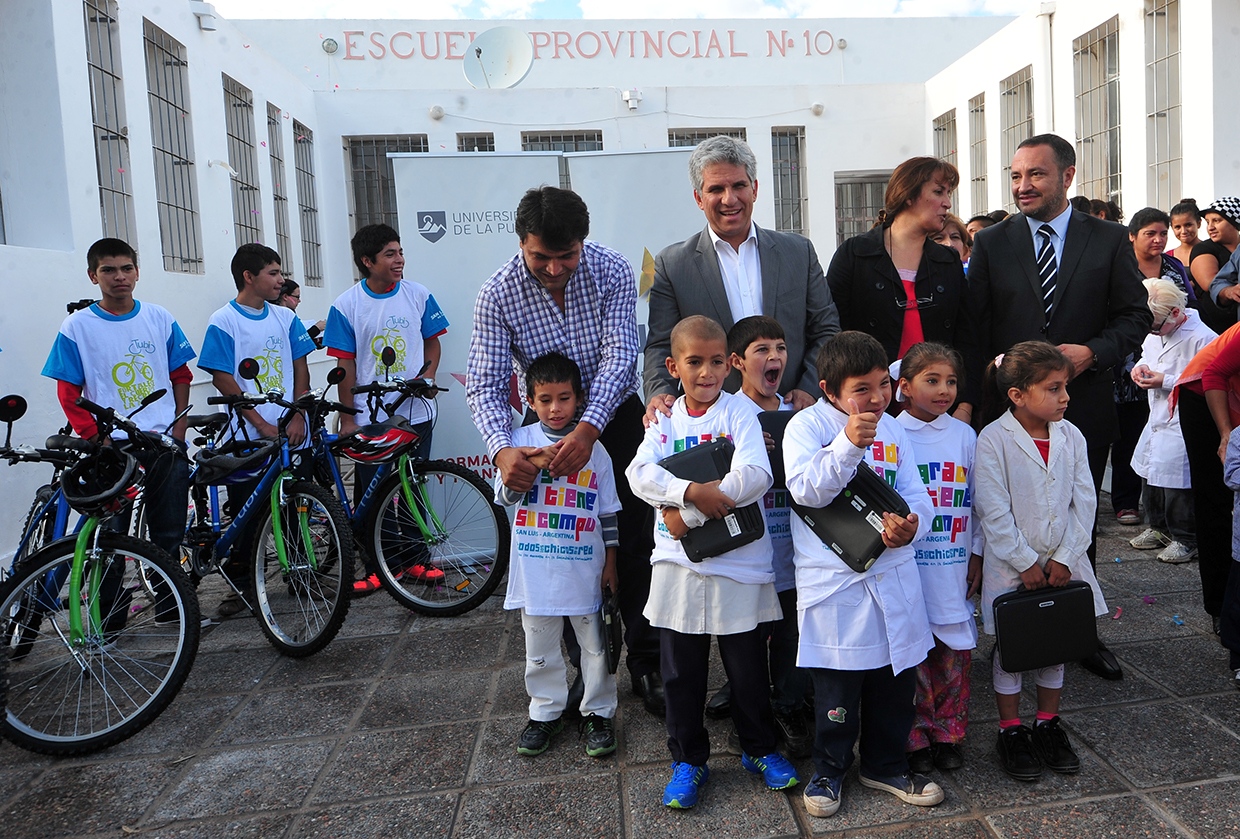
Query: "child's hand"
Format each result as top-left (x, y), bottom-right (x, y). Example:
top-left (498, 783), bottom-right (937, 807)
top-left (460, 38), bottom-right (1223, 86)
top-left (1131, 364), bottom-right (1164, 389)
top-left (881, 511), bottom-right (918, 548)
top-left (966, 553), bottom-right (983, 598)
top-left (844, 398), bottom-right (879, 449)
top-left (763, 430), bottom-right (775, 453)
top-left (662, 507), bottom-right (690, 539)
top-left (1019, 563), bottom-right (1048, 590)
top-left (1045, 559), bottom-right (1071, 587)
top-left (526, 444), bottom-right (556, 470)
top-left (684, 480), bottom-right (737, 519)
top-left (601, 550), bottom-right (619, 594)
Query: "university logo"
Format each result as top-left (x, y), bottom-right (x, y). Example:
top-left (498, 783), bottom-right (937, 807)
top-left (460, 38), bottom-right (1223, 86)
top-left (417, 211), bottom-right (447, 243)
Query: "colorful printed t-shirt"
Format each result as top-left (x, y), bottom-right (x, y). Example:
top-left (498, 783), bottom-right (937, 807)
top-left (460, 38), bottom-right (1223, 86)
top-left (733, 391), bottom-right (796, 593)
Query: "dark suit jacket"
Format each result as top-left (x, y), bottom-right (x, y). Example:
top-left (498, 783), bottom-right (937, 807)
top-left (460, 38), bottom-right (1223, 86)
top-left (968, 209), bottom-right (1151, 443)
top-left (643, 225), bottom-right (840, 399)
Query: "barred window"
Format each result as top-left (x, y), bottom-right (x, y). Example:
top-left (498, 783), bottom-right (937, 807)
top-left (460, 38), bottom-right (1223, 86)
top-left (522, 131), bottom-right (603, 189)
top-left (932, 109), bottom-right (959, 209)
top-left (222, 75), bottom-right (262, 248)
top-left (771, 127), bottom-right (807, 236)
top-left (668, 128), bottom-right (747, 148)
top-left (457, 133), bottom-right (495, 152)
top-left (85, 0), bottom-right (135, 243)
top-left (143, 19), bottom-right (202, 273)
top-left (969, 94), bottom-right (988, 215)
top-left (266, 103), bottom-right (292, 278)
top-left (1074, 17), bottom-right (1122, 204)
top-left (294, 122), bottom-right (322, 288)
top-left (1000, 66), bottom-right (1034, 214)
top-left (1146, 0), bottom-right (1181, 210)
top-left (345, 135), bottom-right (428, 234)
top-left (835, 172), bottom-right (890, 246)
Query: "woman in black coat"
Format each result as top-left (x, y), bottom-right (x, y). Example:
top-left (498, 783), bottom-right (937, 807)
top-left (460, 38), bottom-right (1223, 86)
top-left (826, 156), bottom-right (981, 420)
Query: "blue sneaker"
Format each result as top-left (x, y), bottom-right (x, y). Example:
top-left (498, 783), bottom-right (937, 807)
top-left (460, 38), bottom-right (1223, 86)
top-left (803, 774), bottom-right (843, 818)
top-left (741, 751), bottom-right (800, 790)
top-left (663, 761), bottom-right (709, 808)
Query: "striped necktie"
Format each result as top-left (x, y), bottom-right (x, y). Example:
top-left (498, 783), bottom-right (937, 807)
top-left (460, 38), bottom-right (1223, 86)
top-left (1036, 224), bottom-right (1057, 320)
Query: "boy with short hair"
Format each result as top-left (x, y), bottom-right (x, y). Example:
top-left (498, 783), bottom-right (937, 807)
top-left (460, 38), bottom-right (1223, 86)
top-left (726, 315), bottom-right (812, 757)
top-left (783, 330), bottom-right (941, 818)
top-left (497, 352), bottom-right (621, 758)
top-left (626, 314), bottom-right (798, 809)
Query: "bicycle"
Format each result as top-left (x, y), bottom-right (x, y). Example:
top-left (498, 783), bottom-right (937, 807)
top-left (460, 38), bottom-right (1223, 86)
top-left (182, 358), bottom-right (353, 657)
top-left (0, 390), bottom-right (200, 755)
top-left (312, 350), bottom-right (509, 616)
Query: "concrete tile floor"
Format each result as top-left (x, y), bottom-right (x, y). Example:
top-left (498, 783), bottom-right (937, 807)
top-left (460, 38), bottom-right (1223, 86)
top-left (2, 504), bottom-right (1238, 838)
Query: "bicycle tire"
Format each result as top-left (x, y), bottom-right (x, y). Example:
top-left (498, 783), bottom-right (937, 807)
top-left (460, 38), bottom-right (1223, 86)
top-left (250, 481), bottom-right (352, 657)
top-left (5, 486), bottom-right (63, 658)
top-left (0, 533), bottom-right (200, 756)
top-left (133, 491), bottom-right (199, 588)
top-left (369, 460), bottom-right (509, 616)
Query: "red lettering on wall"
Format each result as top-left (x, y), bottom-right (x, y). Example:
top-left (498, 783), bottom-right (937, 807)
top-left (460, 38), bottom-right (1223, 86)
top-left (815, 30), bottom-right (835, 55)
top-left (767, 30), bottom-right (788, 57)
top-left (552, 31), bottom-right (574, 58)
top-left (343, 31), bottom-right (364, 60)
top-left (602, 30), bottom-right (624, 57)
top-left (628, 31), bottom-right (637, 58)
top-left (705, 30), bottom-right (724, 58)
top-left (369, 31), bottom-right (387, 60)
top-left (444, 31), bottom-right (467, 59)
top-left (576, 31), bottom-right (601, 59)
top-left (692, 30), bottom-right (703, 58)
top-left (668, 31), bottom-right (690, 58)
top-left (419, 31), bottom-right (441, 59)
top-left (390, 32), bottom-right (415, 59)
top-left (728, 30), bottom-right (747, 57)
top-left (530, 31), bottom-right (551, 60)
top-left (643, 30), bottom-right (663, 58)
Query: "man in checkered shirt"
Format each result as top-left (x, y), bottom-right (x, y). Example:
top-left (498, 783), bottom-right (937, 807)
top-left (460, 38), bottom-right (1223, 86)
top-left (467, 186), bottom-right (665, 717)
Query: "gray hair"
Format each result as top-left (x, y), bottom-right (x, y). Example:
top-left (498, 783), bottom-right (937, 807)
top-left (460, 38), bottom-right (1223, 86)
top-left (688, 135), bottom-right (757, 193)
top-left (1144, 277), bottom-right (1187, 321)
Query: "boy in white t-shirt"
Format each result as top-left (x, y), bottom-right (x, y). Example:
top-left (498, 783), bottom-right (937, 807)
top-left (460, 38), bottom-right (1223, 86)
top-left (496, 352), bottom-right (621, 759)
top-left (626, 315), bottom-right (798, 809)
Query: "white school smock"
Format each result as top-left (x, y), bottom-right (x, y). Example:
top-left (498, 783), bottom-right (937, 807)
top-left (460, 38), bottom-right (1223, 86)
top-left (1130, 310), bottom-right (1217, 489)
top-left (974, 410), bottom-right (1107, 635)
top-left (784, 399), bottom-right (935, 674)
top-left (733, 391), bottom-right (797, 593)
top-left (895, 411), bottom-right (980, 651)
top-left (497, 423), bottom-right (621, 616)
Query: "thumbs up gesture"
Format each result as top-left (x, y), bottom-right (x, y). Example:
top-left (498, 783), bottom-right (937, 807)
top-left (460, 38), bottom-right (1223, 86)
top-left (844, 397), bottom-right (879, 449)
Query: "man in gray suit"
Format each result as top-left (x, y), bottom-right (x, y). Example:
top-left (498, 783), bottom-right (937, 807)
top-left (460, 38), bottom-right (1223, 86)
top-left (644, 136), bottom-right (840, 419)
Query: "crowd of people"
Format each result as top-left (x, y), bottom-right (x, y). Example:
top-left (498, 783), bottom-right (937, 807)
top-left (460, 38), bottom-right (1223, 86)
top-left (36, 129), bottom-right (1240, 818)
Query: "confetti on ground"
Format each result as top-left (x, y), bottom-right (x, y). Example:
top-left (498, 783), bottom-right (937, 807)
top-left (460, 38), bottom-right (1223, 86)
top-left (1143, 595), bottom-right (1157, 604)
top-left (1114, 557), bottom-right (1122, 563)
top-left (1172, 614), bottom-right (1184, 626)
top-left (1112, 607), bottom-right (1123, 620)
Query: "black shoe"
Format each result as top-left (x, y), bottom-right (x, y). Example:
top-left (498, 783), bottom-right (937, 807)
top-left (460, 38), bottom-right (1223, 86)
top-left (1214, 615), bottom-right (1223, 637)
top-left (1030, 716), bottom-right (1080, 774)
top-left (565, 671), bottom-right (585, 718)
top-left (774, 708), bottom-right (813, 758)
top-left (906, 746), bottom-right (935, 774)
top-left (1080, 643), bottom-right (1123, 681)
top-left (996, 725), bottom-right (1042, 781)
top-left (633, 672), bottom-right (666, 717)
top-left (705, 681), bottom-right (732, 719)
top-left (579, 714), bottom-right (616, 757)
top-left (933, 741), bottom-right (964, 771)
top-left (516, 717), bottom-right (564, 756)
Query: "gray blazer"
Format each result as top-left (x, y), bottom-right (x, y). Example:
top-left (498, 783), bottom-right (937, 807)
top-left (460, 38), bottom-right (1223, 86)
top-left (643, 225), bottom-right (840, 400)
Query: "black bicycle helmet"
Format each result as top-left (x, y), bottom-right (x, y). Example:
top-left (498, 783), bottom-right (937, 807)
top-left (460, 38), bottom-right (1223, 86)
top-left (61, 446), bottom-right (141, 516)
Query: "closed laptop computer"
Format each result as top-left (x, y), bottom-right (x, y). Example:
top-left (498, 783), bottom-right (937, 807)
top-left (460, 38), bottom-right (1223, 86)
top-left (791, 464), bottom-right (910, 573)
top-left (657, 437), bottom-right (765, 562)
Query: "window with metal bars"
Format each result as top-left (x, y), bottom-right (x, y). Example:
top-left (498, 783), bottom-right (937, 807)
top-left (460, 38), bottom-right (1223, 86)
top-left (668, 128), bottom-right (747, 148)
top-left (999, 66), bottom-right (1034, 213)
top-left (223, 75), bottom-right (262, 248)
top-left (84, 0), bottom-right (135, 244)
top-left (932, 109), bottom-right (959, 210)
top-left (521, 131), bottom-right (603, 189)
top-left (1146, 0), bottom-right (1181, 210)
top-left (267, 102), bottom-right (292, 278)
top-left (969, 94), bottom-right (988, 215)
top-left (1074, 17), bottom-right (1122, 205)
top-left (771, 127), bottom-right (807, 236)
top-left (143, 19), bottom-right (203, 273)
top-left (457, 133), bottom-right (495, 152)
top-left (835, 173), bottom-right (890, 246)
top-left (345, 135), bottom-right (428, 234)
top-left (294, 122), bottom-right (322, 288)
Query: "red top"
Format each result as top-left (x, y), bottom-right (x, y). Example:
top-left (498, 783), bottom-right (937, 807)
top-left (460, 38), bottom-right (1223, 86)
top-left (1034, 438), bottom-right (1050, 464)
top-left (896, 269), bottom-right (924, 358)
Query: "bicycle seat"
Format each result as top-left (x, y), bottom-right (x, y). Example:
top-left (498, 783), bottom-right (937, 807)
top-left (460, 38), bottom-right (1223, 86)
top-left (46, 434), bottom-right (96, 454)
top-left (193, 440), bottom-right (278, 486)
top-left (186, 413), bottom-right (229, 434)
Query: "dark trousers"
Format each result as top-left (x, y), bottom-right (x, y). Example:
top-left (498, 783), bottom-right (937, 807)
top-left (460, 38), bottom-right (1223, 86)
top-left (1179, 388), bottom-right (1235, 616)
top-left (662, 625), bottom-right (777, 765)
top-left (1109, 400), bottom-right (1150, 512)
top-left (769, 587), bottom-right (812, 713)
top-left (809, 665), bottom-right (917, 781)
top-left (1221, 560), bottom-right (1240, 669)
top-left (1085, 442), bottom-right (1110, 570)
top-left (1142, 483), bottom-right (1196, 545)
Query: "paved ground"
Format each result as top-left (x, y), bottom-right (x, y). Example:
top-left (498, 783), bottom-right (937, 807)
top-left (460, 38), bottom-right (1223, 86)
top-left (2, 505), bottom-right (1239, 839)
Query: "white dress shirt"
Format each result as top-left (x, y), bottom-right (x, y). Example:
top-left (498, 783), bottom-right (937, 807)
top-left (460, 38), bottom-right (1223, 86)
top-left (708, 222), bottom-right (762, 321)
top-left (1024, 203), bottom-right (1073, 270)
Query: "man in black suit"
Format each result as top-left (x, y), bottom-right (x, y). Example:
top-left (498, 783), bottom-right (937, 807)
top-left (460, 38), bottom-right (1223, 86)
top-left (969, 133), bottom-right (1151, 680)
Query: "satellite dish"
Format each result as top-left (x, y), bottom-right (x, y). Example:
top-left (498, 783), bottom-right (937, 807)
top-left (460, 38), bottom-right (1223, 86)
top-left (463, 27), bottom-right (534, 90)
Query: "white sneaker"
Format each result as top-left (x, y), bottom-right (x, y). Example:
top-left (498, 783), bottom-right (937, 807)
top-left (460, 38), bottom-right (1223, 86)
top-left (1157, 541), bottom-right (1197, 564)
top-left (1129, 528), bottom-right (1170, 550)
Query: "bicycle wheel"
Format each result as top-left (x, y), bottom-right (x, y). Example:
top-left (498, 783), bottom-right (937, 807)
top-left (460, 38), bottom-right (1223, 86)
top-left (250, 481), bottom-right (352, 657)
top-left (369, 460), bottom-right (509, 616)
top-left (133, 491), bottom-right (197, 589)
top-left (4, 487), bottom-right (61, 656)
top-left (0, 533), bottom-right (200, 756)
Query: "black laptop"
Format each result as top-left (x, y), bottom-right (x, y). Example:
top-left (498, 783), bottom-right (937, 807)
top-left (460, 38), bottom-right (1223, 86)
top-left (791, 463), bottom-right (910, 573)
top-left (757, 410), bottom-right (795, 488)
top-left (657, 437), bottom-right (765, 562)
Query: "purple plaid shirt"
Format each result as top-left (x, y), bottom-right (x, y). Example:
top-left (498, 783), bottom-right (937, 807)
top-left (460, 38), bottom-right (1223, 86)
top-left (466, 240), bottom-right (639, 458)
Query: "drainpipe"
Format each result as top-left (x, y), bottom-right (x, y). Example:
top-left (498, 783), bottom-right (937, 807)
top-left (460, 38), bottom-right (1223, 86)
top-left (1037, 3), bottom-right (1056, 132)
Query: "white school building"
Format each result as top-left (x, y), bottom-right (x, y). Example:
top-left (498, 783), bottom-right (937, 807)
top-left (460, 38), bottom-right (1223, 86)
top-left (0, 0), bottom-right (1236, 558)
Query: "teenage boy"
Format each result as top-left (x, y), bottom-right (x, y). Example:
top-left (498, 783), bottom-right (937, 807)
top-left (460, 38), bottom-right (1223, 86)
top-left (325, 223), bottom-right (448, 591)
top-left (497, 352), bottom-right (621, 759)
top-left (724, 315), bottom-right (812, 757)
top-left (626, 314), bottom-right (798, 809)
top-left (42, 238), bottom-right (196, 624)
top-left (198, 243), bottom-right (316, 615)
top-left (783, 331), bottom-right (941, 818)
